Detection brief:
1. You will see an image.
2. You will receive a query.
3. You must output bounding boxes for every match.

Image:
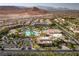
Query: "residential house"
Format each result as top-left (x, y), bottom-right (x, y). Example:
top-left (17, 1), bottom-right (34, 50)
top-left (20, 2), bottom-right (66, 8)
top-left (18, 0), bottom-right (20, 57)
top-left (43, 29), bottom-right (64, 40)
top-left (37, 36), bottom-right (52, 45)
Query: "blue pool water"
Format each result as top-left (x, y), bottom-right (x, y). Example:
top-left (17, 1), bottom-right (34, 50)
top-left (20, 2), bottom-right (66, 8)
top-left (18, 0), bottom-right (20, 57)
top-left (25, 30), bottom-right (39, 36)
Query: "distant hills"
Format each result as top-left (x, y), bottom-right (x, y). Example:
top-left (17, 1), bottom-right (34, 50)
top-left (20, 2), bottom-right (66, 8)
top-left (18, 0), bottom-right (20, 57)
top-left (0, 6), bottom-right (49, 15)
top-left (0, 6), bottom-right (79, 17)
top-left (0, 6), bottom-right (75, 14)
top-left (37, 6), bottom-right (76, 11)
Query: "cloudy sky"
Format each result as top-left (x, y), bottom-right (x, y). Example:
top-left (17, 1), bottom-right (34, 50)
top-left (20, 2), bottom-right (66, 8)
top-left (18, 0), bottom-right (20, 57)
top-left (0, 3), bottom-right (79, 10)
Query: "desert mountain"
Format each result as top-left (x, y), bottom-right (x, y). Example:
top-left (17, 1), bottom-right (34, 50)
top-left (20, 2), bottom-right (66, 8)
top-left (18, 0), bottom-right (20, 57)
top-left (0, 6), bottom-right (49, 15)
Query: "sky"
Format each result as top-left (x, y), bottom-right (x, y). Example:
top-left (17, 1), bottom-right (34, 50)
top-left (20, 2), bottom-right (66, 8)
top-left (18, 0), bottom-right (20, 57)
top-left (0, 3), bottom-right (79, 10)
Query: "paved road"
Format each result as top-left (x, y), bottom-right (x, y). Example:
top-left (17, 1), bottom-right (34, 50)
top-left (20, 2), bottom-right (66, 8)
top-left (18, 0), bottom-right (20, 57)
top-left (0, 50), bottom-right (79, 56)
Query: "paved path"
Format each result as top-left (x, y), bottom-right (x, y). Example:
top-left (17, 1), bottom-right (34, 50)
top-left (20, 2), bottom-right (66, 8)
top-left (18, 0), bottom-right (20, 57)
top-left (0, 50), bottom-right (79, 56)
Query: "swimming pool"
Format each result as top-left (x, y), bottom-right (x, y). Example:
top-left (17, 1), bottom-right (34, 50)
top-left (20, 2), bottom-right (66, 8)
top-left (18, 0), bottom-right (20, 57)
top-left (25, 30), bottom-right (39, 36)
